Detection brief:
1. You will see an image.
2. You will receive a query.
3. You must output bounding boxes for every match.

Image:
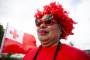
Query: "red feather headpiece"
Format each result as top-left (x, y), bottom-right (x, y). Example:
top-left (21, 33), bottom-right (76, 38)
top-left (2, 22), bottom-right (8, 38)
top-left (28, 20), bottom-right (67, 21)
top-left (34, 2), bottom-right (76, 39)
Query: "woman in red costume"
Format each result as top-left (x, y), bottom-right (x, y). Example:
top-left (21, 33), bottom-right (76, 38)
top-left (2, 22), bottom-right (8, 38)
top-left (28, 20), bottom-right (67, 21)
top-left (23, 2), bottom-right (90, 60)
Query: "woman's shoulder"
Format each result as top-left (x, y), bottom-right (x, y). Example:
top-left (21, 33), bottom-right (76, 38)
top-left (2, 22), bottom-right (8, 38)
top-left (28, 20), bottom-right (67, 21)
top-left (61, 43), bottom-right (82, 52)
top-left (60, 43), bottom-right (90, 60)
top-left (61, 43), bottom-right (86, 55)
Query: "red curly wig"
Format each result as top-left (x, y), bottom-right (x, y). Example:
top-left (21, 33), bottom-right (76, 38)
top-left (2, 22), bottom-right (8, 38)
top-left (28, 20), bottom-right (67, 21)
top-left (34, 2), bottom-right (76, 40)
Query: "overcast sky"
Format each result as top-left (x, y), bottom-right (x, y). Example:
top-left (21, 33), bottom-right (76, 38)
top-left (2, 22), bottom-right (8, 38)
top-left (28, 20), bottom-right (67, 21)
top-left (0, 0), bottom-right (90, 50)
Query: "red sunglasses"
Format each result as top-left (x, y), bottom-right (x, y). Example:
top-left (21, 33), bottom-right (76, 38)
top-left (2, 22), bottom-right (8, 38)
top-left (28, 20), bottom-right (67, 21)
top-left (35, 15), bottom-right (57, 27)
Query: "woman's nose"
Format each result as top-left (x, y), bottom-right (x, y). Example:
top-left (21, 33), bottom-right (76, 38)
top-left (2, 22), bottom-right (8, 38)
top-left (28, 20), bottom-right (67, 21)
top-left (40, 23), bottom-right (46, 28)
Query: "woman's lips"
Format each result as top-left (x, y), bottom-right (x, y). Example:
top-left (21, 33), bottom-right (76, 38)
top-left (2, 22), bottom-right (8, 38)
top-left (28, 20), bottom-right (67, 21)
top-left (38, 30), bottom-right (49, 35)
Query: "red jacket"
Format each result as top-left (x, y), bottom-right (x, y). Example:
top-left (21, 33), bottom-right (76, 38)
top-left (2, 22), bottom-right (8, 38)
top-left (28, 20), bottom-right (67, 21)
top-left (23, 44), bottom-right (90, 60)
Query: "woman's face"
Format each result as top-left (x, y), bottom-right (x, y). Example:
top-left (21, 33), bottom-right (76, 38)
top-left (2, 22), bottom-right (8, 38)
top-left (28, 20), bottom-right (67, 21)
top-left (35, 14), bottom-right (62, 47)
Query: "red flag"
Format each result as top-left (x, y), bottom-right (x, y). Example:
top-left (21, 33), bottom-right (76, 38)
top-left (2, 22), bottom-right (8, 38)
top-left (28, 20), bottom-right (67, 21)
top-left (1, 25), bottom-right (36, 54)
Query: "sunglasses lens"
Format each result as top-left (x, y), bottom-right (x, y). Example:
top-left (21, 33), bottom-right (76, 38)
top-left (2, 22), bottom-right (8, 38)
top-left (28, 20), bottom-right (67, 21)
top-left (45, 19), bottom-right (52, 25)
top-left (35, 19), bottom-right (41, 26)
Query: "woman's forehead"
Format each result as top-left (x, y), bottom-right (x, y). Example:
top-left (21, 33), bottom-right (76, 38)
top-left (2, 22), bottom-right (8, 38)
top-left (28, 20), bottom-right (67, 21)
top-left (40, 14), bottom-right (53, 21)
top-left (41, 14), bottom-right (48, 20)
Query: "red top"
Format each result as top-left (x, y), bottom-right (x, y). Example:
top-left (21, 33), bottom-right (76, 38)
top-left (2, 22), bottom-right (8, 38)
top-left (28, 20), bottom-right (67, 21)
top-left (23, 44), bottom-right (90, 60)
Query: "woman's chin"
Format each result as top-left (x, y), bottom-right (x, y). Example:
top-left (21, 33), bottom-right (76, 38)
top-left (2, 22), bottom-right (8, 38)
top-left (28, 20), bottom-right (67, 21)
top-left (38, 36), bottom-right (48, 41)
top-left (38, 34), bottom-right (49, 39)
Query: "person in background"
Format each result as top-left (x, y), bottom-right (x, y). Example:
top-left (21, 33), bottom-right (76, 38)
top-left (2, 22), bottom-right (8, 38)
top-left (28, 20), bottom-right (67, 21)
top-left (23, 2), bottom-right (90, 60)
